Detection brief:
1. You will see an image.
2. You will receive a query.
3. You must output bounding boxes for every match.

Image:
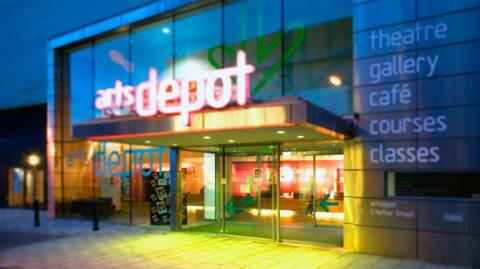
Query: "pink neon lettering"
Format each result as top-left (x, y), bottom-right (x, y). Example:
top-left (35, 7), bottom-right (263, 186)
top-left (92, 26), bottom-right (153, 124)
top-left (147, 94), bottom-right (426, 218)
top-left (206, 73), bottom-right (232, 109)
top-left (94, 50), bottom-right (255, 125)
top-left (158, 78), bottom-right (181, 114)
top-left (135, 68), bottom-right (158, 117)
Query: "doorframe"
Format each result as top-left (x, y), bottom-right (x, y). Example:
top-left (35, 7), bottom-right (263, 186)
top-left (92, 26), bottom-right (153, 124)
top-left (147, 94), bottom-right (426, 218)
top-left (185, 142), bottom-right (345, 244)
top-left (217, 142), bottom-right (282, 241)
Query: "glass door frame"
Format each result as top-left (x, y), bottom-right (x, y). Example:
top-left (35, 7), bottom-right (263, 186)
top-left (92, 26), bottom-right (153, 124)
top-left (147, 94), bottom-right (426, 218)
top-left (185, 141), bottom-right (344, 244)
top-left (217, 143), bottom-right (281, 242)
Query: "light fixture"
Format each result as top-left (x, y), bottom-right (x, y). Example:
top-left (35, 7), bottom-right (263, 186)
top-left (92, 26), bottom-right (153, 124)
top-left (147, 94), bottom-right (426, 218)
top-left (328, 75), bottom-right (342, 87)
top-left (276, 130), bottom-right (286, 134)
top-left (172, 143), bottom-right (178, 146)
top-left (282, 151), bottom-right (292, 160)
top-left (296, 135), bottom-right (305, 139)
top-left (28, 154), bottom-right (40, 167)
top-left (203, 136), bottom-right (211, 140)
top-left (162, 27), bottom-right (170, 34)
top-left (228, 139), bottom-right (235, 143)
top-left (145, 140), bottom-right (151, 144)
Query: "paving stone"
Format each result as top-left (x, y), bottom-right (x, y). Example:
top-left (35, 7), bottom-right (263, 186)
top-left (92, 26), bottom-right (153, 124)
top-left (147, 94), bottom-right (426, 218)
top-left (0, 209), bottom-right (474, 269)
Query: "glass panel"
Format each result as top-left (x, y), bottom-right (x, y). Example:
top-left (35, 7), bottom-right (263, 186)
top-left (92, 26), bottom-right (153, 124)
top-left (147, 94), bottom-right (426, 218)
top-left (94, 34), bottom-right (130, 118)
top-left (61, 141), bottom-right (96, 218)
top-left (174, 4), bottom-right (222, 79)
top-left (8, 168), bottom-right (25, 206)
top-left (24, 170), bottom-right (34, 206)
top-left (224, 0), bottom-right (282, 100)
top-left (223, 145), bottom-right (278, 239)
top-left (69, 45), bottom-right (94, 128)
top-left (34, 169), bottom-right (45, 205)
top-left (279, 152), bottom-right (314, 228)
top-left (284, 0), bottom-right (353, 115)
top-left (314, 155), bottom-right (344, 228)
top-left (131, 19), bottom-right (174, 84)
top-left (93, 142), bottom-right (131, 225)
top-left (180, 150), bottom-right (217, 229)
top-left (279, 148), bottom-right (344, 246)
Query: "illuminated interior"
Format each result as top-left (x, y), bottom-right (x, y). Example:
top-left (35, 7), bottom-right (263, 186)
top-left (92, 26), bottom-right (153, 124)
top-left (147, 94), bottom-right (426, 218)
top-left (178, 143), bottom-right (345, 245)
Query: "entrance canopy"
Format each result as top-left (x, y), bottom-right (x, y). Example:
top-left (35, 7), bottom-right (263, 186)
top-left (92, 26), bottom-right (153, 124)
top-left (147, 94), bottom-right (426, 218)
top-left (72, 97), bottom-right (352, 147)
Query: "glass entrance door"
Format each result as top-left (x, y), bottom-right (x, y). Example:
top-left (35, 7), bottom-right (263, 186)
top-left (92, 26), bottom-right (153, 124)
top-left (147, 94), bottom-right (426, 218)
top-left (279, 149), bottom-right (344, 246)
top-left (180, 143), bottom-right (343, 245)
top-left (221, 145), bottom-right (279, 240)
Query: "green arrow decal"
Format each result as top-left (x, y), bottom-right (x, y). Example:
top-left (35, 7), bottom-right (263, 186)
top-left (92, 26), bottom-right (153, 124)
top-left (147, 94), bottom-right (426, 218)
top-left (225, 197), bottom-right (234, 218)
top-left (253, 22), bottom-right (305, 95)
top-left (319, 196), bottom-right (339, 212)
top-left (240, 194), bottom-right (255, 209)
top-left (225, 195), bottom-right (256, 218)
top-left (207, 23), bottom-right (305, 96)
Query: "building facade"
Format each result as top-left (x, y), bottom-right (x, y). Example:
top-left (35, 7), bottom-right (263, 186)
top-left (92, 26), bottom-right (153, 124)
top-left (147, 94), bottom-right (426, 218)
top-left (46, 0), bottom-right (480, 266)
top-left (0, 105), bottom-right (46, 208)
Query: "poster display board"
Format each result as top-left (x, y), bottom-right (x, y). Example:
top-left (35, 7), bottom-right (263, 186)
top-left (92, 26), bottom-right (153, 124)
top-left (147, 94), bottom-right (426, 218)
top-left (146, 171), bottom-right (171, 225)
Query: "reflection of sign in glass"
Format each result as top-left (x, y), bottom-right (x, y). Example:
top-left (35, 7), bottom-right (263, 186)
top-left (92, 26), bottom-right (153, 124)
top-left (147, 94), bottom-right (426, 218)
top-left (95, 51), bottom-right (255, 125)
top-left (94, 142), bottom-right (167, 180)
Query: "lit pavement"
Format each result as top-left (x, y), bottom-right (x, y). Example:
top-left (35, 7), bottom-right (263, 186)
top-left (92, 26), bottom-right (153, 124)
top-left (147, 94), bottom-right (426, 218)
top-left (0, 209), bottom-right (471, 269)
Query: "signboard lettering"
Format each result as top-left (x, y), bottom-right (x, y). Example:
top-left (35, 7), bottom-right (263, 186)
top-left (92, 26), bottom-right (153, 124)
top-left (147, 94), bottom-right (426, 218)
top-left (95, 50), bottom-right (255, 125)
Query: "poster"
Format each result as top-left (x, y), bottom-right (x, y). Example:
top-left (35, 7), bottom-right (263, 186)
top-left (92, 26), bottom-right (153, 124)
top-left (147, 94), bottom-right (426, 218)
top-left (146, 171), bottom-right (171, 225)
top-left (145, 171), bottom-right (188, 226)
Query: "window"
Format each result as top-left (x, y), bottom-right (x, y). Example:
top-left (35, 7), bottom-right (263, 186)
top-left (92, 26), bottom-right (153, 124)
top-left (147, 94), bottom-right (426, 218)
top-left (94, 33), bottom-right (130, 118)
top-left (284, 0), bottom-right (353, 115)
top-left (224, 0), bottom-right (282, 100)
top-left (131, 19), bottom-right (174, 84)
top-left (69, 45), bottom-right (94, 127)
top-left (174, 4), bottom-right (222, 79)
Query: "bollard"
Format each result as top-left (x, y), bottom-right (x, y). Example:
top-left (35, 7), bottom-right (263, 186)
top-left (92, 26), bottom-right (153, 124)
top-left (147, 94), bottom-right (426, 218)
top-left (34, 199), bottom-right (40, 227)
top-left (92, 199), bottom-right (100, 231)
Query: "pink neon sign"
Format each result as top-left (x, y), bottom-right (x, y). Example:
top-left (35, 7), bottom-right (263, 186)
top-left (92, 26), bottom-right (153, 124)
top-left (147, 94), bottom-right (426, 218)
top-left (95, 50), bottom-right (255, 125)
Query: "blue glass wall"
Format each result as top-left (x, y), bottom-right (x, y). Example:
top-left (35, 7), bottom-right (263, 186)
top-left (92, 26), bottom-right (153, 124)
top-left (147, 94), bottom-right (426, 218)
top-left (68, 0), bottom-right (353, 128)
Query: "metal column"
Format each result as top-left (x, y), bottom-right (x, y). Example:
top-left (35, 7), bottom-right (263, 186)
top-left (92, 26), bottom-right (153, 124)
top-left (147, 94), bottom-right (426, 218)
top-left (169, 147), bottom-right (182, 231)
top-left (312, 154), bottom-right (317, 228)
top-left (275, 144), bottom-right (281, 242)
top-left (219, 146), bottom-right (226, 233)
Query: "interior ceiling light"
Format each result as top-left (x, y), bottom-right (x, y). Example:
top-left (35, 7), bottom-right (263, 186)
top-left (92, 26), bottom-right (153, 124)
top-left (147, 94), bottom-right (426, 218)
top-left (328, 75), bottom-right (342, 87)
top-left (297, 135), bottom-right (305, 139)
top-left (276, 130), bottom-right (286, 134)
top-left (203, 136), bottom-right (211, 140)
top-left (145, 140), bottom-right (151, 144)
top-left (228, 139), bottom-right (235, 143)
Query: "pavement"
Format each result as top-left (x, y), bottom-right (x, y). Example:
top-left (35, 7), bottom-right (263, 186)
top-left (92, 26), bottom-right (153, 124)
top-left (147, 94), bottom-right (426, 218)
top-left (0, 209), bottom-right (473, 269)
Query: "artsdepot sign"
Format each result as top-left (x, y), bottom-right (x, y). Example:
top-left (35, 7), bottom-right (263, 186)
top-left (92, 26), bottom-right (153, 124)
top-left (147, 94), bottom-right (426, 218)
top-left (95, 50), bottom-right (255, 125)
